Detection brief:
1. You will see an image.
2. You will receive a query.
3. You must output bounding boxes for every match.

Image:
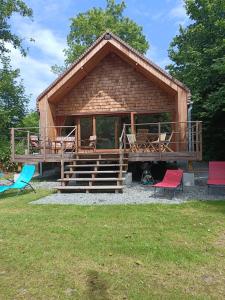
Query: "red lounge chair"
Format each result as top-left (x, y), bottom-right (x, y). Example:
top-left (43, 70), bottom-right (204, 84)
top-left (207, 161), bottom-right (225, 192)
top-left (152, 169), bottom-right (183, 197)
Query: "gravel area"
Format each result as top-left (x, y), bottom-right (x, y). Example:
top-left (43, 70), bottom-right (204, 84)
top-left (31, 182), bottom-right (225, 205)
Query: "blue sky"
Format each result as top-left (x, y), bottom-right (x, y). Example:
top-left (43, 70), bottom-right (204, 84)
top-left (9, 0), bottom-right (189, 109)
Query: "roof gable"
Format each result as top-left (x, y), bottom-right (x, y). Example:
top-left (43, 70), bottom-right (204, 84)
top-left (37, 32), bottom-right (189, 103)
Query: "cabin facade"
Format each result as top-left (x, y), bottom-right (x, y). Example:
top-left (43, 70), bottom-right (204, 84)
top-left (11, 32), bottom-right (202, 192)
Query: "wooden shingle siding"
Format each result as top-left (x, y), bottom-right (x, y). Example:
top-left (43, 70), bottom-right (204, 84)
top-left (55, 53), bottom-right (175, 115)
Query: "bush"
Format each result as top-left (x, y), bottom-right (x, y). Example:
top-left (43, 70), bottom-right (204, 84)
top-left (0, 140), bottom-right (17, 172)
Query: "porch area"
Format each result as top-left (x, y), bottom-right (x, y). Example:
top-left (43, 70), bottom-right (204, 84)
top-left (11, 120), bottom-right (202, 163)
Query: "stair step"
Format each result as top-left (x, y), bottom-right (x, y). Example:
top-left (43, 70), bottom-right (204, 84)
top-left (64, 171), bottom-right (126, 174)
top-left (67, 164), bottom-right (127, 168)
top-left (58, 177), bottom-right (125, 182)
top-left (56, 185), bottom-right (124, 191)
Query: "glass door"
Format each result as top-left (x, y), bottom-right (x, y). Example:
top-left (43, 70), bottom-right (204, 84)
top-left (96, 116), bottom-right (120, 149)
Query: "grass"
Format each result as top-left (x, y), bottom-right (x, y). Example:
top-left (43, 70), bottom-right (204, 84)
top-left (0, 190), bottom-right (225, 299)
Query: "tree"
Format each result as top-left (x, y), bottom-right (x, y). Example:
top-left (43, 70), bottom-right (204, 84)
top-left (20, 110), bottom-right (39, 128)
top-left (0, 58), bottom-right (29, 135)
top-left (52, 0), bottom-right (149, 74)
top-left (0, 0), bottom-right (33, 171)
top-left (0, 0), bottom-right (33, 135)
top-left (0, 0), bottom-right (33, 61)
top-left (167, 0), bottom-right (225, 160)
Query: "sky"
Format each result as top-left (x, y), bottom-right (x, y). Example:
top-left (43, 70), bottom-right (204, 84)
top-left (9, 0), bottom-right (189, 109)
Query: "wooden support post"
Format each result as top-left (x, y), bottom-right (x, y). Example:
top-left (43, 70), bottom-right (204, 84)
top-left (27, 130), bottom-right (30, 155)
top-left (123, 124), bottom-right (126, 151)
top-left (43, 127), bottom-right (46, 161)
top-left (92, 116), bottom-right (96, 136)
top-left (199, 122), bottom-right (202, 160)
top-left (115, 118), bottom-right (119, 149)
top-left (77, 118), bottom-right (81, 150)
top-left (172, 111), bottom-right (177, 152)
top-left (188, 160), bottom-right (193, 172)
top-left (61, 160), bottom-right (64, 179)
top-left (158, 122), bottom-right (162, 160)
top-left (196, 121), bottom-right (199, 159)
top-left (130, 112), bottom-right (136, 134)
top-left (11, 128), bottom-right (15, 161)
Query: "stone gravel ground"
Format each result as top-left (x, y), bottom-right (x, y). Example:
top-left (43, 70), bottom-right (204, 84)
top-left (31, 181), bottom-right (225, 205)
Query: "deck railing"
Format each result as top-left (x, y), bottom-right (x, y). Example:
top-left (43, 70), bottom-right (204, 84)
top-left (11, 121), bottom-right (202, 162)
top-left (119, 121), bottom-right (202, 160)
top-left (11, 126), bottom-right (77, 161)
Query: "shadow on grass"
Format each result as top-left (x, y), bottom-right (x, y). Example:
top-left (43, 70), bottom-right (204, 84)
top-left (86, 270), bottom-right (110, 300)
top-left (190, 198), bottom-right (225, 216)
top-left (0, 189), bottom-right (33, 200)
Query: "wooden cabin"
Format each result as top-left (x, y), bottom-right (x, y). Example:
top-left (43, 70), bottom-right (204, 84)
top-left (11, 32), bottom-right (202, 192)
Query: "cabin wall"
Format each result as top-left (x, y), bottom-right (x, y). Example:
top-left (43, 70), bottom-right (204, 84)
top-left (55, 53), bottom-right (176, 116)
top-left (39, 97), bottom-right (57, 139)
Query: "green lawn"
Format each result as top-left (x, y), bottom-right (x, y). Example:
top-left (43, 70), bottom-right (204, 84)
top-left (0, 190), bottom-right (225, 299)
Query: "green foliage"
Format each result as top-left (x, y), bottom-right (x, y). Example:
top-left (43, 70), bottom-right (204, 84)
top-left (0, 58), bottom-right (29, 138)
top-left (0, 56), bottom-right (30, 172)
top-left (0, 0), bottom-right (33, 171)
top-left (0, 139), bottom-right (17, 171)
top-left (52, 0), bottom-right (149, 74)
top-left (167, 0), bottom-right (225, 159)
top-left (19, 110), bottom-right (39, 128)
top-left (0, 0), bottom-right (33, 60)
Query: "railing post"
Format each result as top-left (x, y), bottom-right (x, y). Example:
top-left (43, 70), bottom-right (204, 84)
top-left (61, 140), bottom-right (64, 160)
top-left (75, 126), bottom-right (77, 153)
top-left (199, 122), bottom-right (202, 160)
top-left (192, 123), bottom-right (195, 153)
top-left (196, 121), bottom-right (199, 159)
top-left (43, 127), bottom-right (46, 161)
top-left (123, 124), bottom-right (126, 151)
top-left (61, 159), bottom-right (64, 186)
top-left (188, 121), bottom-right (192, 152)
top-left (11, 128), bottom-right (15, 161)
top-left (27, 130), bottom-right (30, 155)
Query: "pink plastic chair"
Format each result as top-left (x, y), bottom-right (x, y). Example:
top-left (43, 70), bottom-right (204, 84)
top-left (152, 169), bottom-right (183, 197)
top-left (207, 161), bottom-right (225, 192)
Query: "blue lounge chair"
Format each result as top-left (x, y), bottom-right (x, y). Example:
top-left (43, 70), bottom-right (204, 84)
top-left (0, 165), bottom-right (36, 193)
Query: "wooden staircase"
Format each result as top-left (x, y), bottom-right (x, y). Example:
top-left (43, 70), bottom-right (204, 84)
top-left (57, 153), bottom-right (128, 193)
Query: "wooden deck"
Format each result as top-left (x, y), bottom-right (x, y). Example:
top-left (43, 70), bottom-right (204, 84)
top-left (13, 150), bottom-right (201, 163)
top-left (11, 121), bottom-right (202, 163)
top-left (128, 151), bottom-right (200, 162)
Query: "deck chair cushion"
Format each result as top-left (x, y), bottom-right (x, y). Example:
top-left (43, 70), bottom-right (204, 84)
top-left (153, 169), bottom-right (183, 189)
top-left (0, 165), bottom-right (36, 193)
top-left (207, 161), bottom-right (225, 186)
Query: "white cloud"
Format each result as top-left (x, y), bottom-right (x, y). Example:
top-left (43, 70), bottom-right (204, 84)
top-left (7, 17), bottom-right (67, 109)
top-left (23, 24), bottom-right (66, 62)
top-left (12, 17), bottom-right (66, 62)
top-left (8, 44), bottom-right (57, 108)
top-left (151, 12), bottom-right (165, 21)
top-left (169, 1), bottom-right (188, 25)
top-left (146, 45), bottom-right (171, 70)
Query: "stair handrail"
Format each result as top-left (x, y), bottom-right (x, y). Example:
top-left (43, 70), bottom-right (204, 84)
top-left (61, 126), bottom-right (77, 158)
top-left (119, 124), bottom-right (126, 151)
